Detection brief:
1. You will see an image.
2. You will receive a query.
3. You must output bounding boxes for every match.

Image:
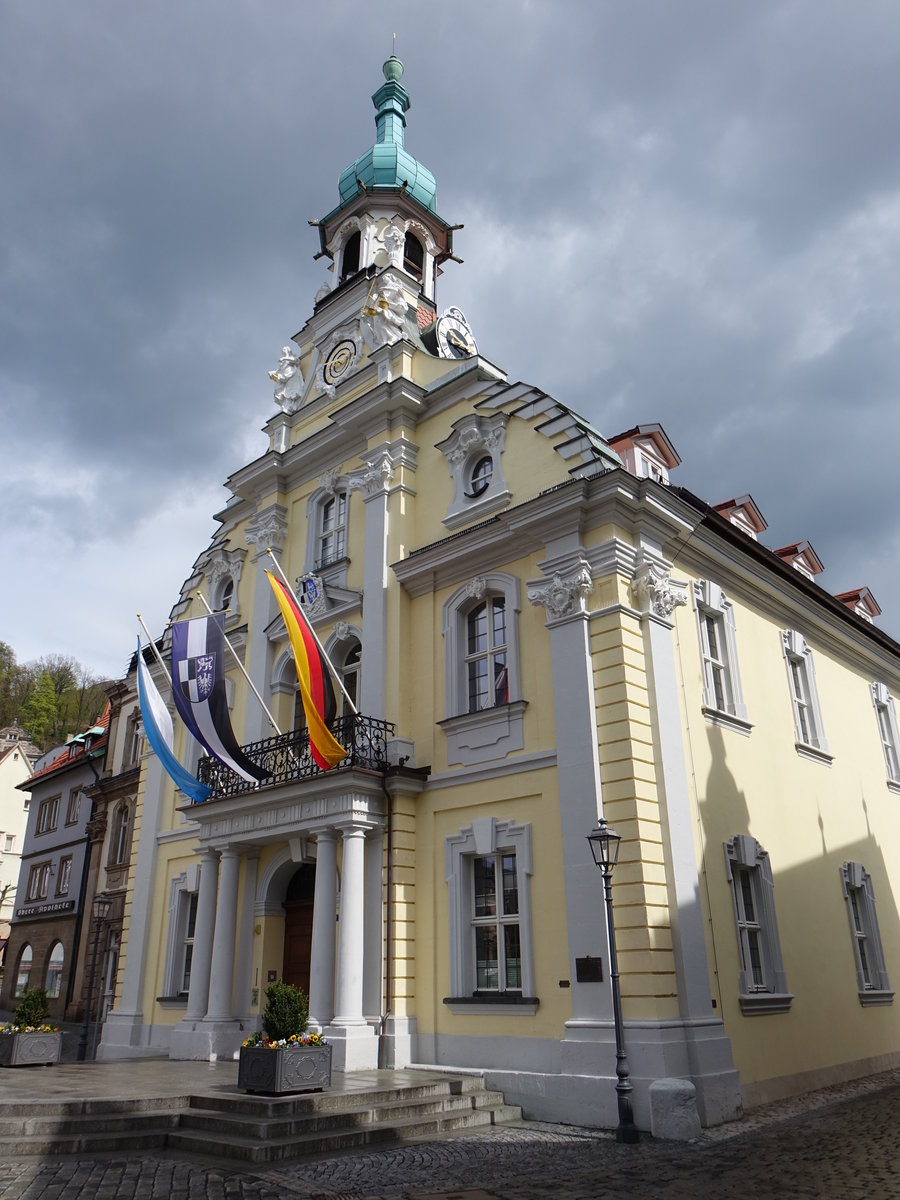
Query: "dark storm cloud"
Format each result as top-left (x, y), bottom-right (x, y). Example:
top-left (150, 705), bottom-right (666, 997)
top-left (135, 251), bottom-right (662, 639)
top-left (2, 0), bottom-right (899, 673)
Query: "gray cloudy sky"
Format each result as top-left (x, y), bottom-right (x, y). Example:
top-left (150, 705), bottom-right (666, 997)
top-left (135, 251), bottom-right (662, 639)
top-left (2, 1), bottom-right (899, 680)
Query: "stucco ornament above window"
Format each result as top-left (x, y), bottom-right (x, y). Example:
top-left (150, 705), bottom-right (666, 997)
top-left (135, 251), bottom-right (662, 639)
top-left (268, 345), bottom-right (305, 414)
top-left (527, 566), bottom-right (593, 620)
top-left (631, 553), bottom-right (688, 619)
top-left (347, 455), bottom-right (395, 498)
top-left (435, 413), bottom-right (510, 529)
top-left (245, 504), bottom-right (288, 554)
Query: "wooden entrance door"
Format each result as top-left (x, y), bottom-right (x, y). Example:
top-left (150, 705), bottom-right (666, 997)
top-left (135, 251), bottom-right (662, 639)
top-left (282, 865), bottom-right (315, 994)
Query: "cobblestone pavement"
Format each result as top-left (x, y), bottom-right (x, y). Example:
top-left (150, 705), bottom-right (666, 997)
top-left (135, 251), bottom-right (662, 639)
top-left (2, 1076), bottom-right (900, 1199)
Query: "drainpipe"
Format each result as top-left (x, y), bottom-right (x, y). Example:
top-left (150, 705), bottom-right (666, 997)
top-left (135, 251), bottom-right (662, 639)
top-left (377, 774), bottom-right (393, 1069)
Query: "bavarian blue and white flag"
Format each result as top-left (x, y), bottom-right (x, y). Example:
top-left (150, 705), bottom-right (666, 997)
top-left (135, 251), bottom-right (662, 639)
top-left (170, 614), bottom-right (269, 785)
top-left (136, 638), bottom-right (211, 804)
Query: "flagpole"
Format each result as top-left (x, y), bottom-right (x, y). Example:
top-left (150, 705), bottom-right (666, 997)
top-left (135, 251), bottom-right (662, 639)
top-left (266, 548), bottom-right (359, 715)
top-left (137, 613), bottom-right (172, 685)
top-left (196, 593), bottom-right (283, 736)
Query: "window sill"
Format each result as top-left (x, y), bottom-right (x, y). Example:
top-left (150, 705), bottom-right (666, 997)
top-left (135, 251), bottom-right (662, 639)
top-left (155, 995), bottom-right (189, 1006)
top-left (443, 994), bottom-right (538, 1017)
top-left (794, 742), bottom-right (833, 765)
top-left (859, 989), bottom-right (894, 1008)
top-left (887, 780), bottom-right (900, 796)
top-left (702, 707), bottom-right (753, 736)
top-left (738, 991), bottom-right (794, 1016)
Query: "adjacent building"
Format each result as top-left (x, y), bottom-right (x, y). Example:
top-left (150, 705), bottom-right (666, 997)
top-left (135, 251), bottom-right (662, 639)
top-left (98, 57), bottom-right (900, 1129)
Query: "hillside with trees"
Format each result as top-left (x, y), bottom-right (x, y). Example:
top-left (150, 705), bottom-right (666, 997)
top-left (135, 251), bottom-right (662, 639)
top-left (0, 641), bottom-right (109, 752)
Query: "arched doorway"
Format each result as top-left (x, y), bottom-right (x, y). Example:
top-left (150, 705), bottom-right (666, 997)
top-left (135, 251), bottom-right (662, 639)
top-left (282, 864), bottom-right (316, 994)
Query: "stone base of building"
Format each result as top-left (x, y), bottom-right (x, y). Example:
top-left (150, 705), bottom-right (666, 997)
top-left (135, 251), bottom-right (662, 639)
top-left (96, 1011), bottom-right (172, 1059)
top-left (377, 1015), bottom-right (418, 1068)
top-left (323, 1021), bottom-right (379, 1071)
top-left (415, 1017), bottom-right (742, 1130)
top-left (169, 1017), bottom-right (245, 1061)
top-left (740, 1048), bottom-right (900, 1110)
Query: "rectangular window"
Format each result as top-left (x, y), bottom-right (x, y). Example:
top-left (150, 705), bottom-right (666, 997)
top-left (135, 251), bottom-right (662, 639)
top-left (318, 493), bottom-right (347, 568)
top-left (27, 862), bottom-right (51, 901)
top-left (180, 892), bottom-right (199, 994)
top-left (694, 582), bottom-right (748, 729)
top-left (56, 856), bottom-right (73, 896)
top-left (871, 684), bottom-right (900, 785)
top-left (472, 851), bottom-right (521, 992)
top-left (725, 835), bottom-right (792, 1014)
top-left (466, 597), bottom-right (508, 712)
top-left (841, 862), bottom-right (893, 1005)
top-left (782, 631), bottom-right (830, 758)
top-left (36, 796), bottom-right (59, 835)
top-left (4, 834), bottom-right (14, 852)
top-left (65, 790), bottom-right (80, 825)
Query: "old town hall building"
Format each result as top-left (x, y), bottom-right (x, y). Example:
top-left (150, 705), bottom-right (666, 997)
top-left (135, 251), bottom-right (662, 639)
top-left (98, 58), bottom-right (900, 1131)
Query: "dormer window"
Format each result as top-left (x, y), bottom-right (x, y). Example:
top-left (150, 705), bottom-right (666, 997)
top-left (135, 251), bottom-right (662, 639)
top-left (713, 495), bottom-right (767, 541)
top-left (403, 231), bottom-right (423, 281)
top-left (436, 413), bottom-right (510, 530)
top-left (775, 542), bottom-right (824, 582)
top-left (835, 588), bottom-right (881, 625)
top-left (340, 230), bottom-right (361, 282)
top-left (606, 423), bottom-right (680, 487)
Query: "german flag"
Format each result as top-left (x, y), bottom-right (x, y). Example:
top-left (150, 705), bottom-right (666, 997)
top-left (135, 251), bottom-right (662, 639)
top-left (266, 572), bottom-right (346, 770)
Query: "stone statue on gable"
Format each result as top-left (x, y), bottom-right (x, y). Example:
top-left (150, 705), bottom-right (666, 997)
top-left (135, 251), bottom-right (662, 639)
top-left (360, 281), bottom-right (407, 351)
top-left (269, 345), bottom-right (305, 413)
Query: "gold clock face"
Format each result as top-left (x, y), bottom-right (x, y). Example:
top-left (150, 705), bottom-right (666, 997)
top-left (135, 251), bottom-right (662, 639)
top-left (324, 339), bottom-right (356, 385)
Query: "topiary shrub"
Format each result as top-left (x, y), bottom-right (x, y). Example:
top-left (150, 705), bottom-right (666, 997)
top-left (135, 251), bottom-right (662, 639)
top-left (261, 980), bottom-right (309, 1042)
top-left (13, 987), bottom-right (51, 1029)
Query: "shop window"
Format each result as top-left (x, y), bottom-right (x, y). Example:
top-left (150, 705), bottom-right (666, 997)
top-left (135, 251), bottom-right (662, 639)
top-left (45, 942), bottom-right (64, 998)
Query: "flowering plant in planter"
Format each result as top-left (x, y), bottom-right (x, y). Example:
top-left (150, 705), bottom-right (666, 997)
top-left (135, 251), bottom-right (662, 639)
top-left (0, 987), bottom-right (59, 1033)
top-left (0, 988), bottom-right (61, 1068)
top-left (238, 980), bottom-right (331, 1093)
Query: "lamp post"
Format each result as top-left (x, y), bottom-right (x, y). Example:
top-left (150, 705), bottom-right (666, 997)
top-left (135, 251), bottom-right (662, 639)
top-left (76, 895), bottom-right (113, 1062)
top-left (587, 818), bottom-right (640, 1144)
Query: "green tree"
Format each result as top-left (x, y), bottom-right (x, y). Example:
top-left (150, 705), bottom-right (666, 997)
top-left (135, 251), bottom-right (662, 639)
top-left (20, 671), bottom-right (57, 750)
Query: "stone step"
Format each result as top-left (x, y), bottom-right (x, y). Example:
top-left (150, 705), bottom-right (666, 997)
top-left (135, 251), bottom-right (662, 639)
top-left (0, 1075), bottom-right (522, 1161)
top-left (179, 1091), bottom-right (484, 1140)
top-left (166, 1106), bottom-right (501, 1163)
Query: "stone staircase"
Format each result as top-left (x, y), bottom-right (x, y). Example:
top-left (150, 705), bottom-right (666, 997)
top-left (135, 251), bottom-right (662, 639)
top-left (0, 1075), bottom-right (521, 1162)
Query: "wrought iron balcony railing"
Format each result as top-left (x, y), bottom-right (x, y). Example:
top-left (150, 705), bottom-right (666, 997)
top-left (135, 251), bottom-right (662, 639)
top-left (196, 713), bottom-right (395, 800)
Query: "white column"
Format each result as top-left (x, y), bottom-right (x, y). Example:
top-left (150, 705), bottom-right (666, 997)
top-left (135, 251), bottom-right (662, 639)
top-left (233, 852), bottom-right (259, 1021)
top-left (184, 849), bottom-right (220, 1021)
top-left (332, 827), bottom-right (367, 1026)
top-left (204, 847), bottom-right (241, 1023)
top-left (528, 562), bottom-right (613, 1030)
top-left (308, 829), bottom-right (338, 1029)
top-left (349, 460), bottom-right (392, 719)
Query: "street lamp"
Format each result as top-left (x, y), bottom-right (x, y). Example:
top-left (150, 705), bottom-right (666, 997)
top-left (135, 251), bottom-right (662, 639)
top-left (76, 895), bottom-right (113, 1062)
top-left (587, 818), bottom-right (640, 1144)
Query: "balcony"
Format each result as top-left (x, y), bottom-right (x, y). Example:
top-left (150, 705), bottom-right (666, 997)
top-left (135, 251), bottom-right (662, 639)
top-left (196, 713), bottom-right (395, 800)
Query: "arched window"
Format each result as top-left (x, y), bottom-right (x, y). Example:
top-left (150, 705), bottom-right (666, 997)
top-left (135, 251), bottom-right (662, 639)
top-left (15, 944), bottom-right (33, 997)
top-left (111, 804), bottom-right (131, 866)
top-left (218, 577), bottom-right (234, 613)
top-left (45, 942), bottom-right (64, 998)
top-left (338, 640), bottom-right (361, 717)
top-left (466, 597), bottom-right (509, 711)
top-left (403, 231), bottom-right (424, 280)
top-left (341, 230), bottom-right (361, 281)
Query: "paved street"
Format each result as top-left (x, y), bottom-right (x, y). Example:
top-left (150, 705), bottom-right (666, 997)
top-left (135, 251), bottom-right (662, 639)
top-left (2, 1073), bottom-right (900, 1200)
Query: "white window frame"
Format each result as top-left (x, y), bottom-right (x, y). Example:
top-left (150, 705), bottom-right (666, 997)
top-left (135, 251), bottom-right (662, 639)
top-left (444, 817), bottom-right (536, 1014)
top-left (304, 480), bottom-right (351, 582)
top-left (162, 865), bottom-right (200, 998)
top-left (724, 835), bottom-right (793, 1014)
top-left (871, 683), bottom-right (900, 790)
top-left (36, 795), bottom-right (59, 835)
top-left (65, 789), bottom-right (81, 826)
top-left (56, 855), bottom-right (72, 896)
top-left (840, 862), bottom-right (893, 1005)
top-left (27, 861), bottom-right (51, 901)
top-left (781, 630), bottom-right (831, 762)
top-left (435, 412), bottom-right (511, 530)
top-left (439, 574), bottom-right (526, 766)
top-left (693, 581), bottom-right (750, 733)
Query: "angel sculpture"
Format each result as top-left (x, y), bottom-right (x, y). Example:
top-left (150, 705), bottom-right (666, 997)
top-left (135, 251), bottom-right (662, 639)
top-left (269, 345), bottom-right (305, 413)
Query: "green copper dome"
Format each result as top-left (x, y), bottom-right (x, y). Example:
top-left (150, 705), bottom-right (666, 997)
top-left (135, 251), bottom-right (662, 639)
top-left (336, 57), bottom-right (437, 214)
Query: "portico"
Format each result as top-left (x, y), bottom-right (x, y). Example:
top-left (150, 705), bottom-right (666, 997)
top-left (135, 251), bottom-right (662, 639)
top-left (169, 767), bottom-right (386, 1071)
